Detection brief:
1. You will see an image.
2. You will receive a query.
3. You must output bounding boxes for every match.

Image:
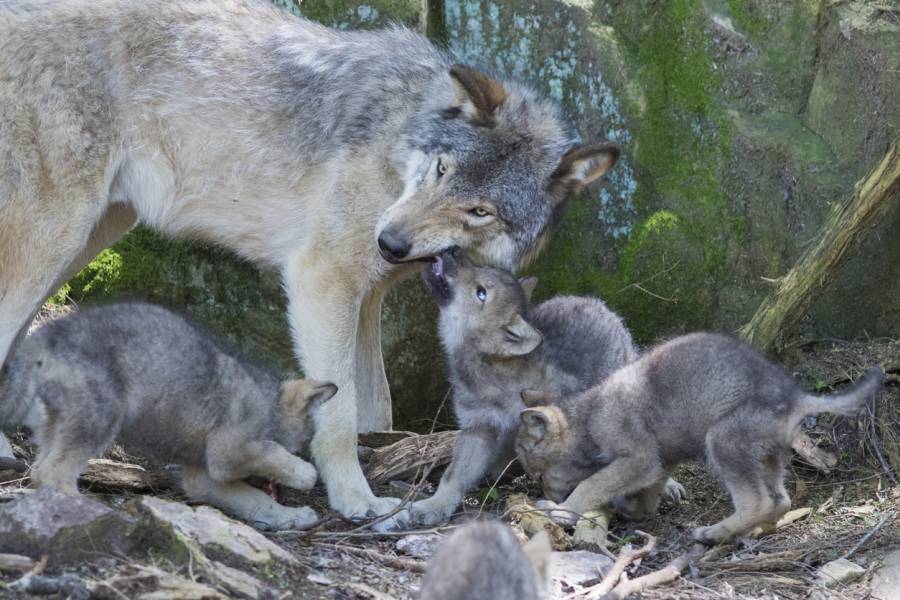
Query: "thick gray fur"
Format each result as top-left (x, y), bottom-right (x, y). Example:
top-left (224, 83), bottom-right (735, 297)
top-left (0, 302), bottom-right (337, 530)
top-left (410, 252), bottom-right (682, 524)
top-left (417, 520), bottom-right (550, 600)
top-left (515, 332), bottom-right (884, 543)
top-left (0, 0), bottom-right (621, 526)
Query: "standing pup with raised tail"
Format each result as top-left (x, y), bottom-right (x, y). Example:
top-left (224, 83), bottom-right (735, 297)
top-left (0, 0), bottom-right (620, 526)
top-left (515, 333), bottom-right (884, 543)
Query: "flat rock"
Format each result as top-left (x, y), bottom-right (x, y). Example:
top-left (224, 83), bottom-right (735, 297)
top-left (871, 549), bottom-right (900, 600)
top-left (138, 496), bottom-right (297, 567)
top-left (549, 549), bottom-right (613, 595)
top-left (815, 558), bottom-right (866, 587)
top-left (395, 533), bottom-right (443, 560)
top-left (0, 487), bottom-right (137, 564)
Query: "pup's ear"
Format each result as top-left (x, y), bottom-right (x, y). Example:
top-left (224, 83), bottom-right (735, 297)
top-left (281, 379), bottom-right (338, 414)
top-left (519, 406), bottom-right (563, 442)
top-left (520, 389), bottom-right (561, 408)
top-left (448, 64), bottom-right (508, 127)
top-left (519, 276), bottom-right (539, 303)
top-left (502, 314), bottom-right (542, 357)
top-left (549, 141), bottom-right (620, 197)
top-left (523, 530), bottom-right (552, 581)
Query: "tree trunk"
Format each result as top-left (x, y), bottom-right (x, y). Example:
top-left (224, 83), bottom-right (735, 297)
top-left (740, 136), bottom-right (900, 352)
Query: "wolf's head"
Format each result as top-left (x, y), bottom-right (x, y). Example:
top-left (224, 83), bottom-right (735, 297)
top-left (277, 379), bottom-right (338, 448)
top-left (422, 250), bottom-right (542, 359)
top-left (377, 64), bottom-right (620, 270)
top-left (514, 390), bottom-right (598, 504)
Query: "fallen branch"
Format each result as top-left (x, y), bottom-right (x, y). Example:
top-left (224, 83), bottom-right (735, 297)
top-left (586, 532), bottom-right (657, 598)
top-left (79, 459), bottom-right (174, 492)
top-left (740, 135), bottom-right (900, 352)
top-left (0, 554), bottom-right (35, 573)
top-left (791, 433), bottom-right (838, 474)
top-left (315, 542), bottom-right (427, 573)
top-left (363, 430), bottom-right (457, 485)
top-left (842, 511), bottom-right (894, 560)
top-left (596, 544), bottom-right (706, 600)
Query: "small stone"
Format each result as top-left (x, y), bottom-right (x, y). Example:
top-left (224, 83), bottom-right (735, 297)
top-left (549, 550), bottom-right (613, 591)
top-left (815, 558), bottom-right (866, 587)
top-left (395, 533), bottom-right (443, 560)
top-left (0, 487), bottom-right (137, 565)
top-left (307, 572), bottom-right (333, 586)
top-left (871, 549), bottom-right (900, 600)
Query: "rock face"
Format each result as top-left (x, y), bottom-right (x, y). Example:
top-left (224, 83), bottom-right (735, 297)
top-left (0, 488), bottom-right (138, 565)
top-left (55, 0), bottom-right (900, 427)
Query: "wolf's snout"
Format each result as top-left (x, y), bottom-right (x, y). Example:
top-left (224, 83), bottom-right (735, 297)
top-left (377, 230), bottom-right (411, 262)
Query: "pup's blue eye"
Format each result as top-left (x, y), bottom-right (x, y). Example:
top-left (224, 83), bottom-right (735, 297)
top-left (476, 286), bottom-right (487, 302)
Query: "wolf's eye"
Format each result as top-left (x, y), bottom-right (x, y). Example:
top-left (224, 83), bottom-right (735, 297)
top-left (470, 207), bottom-right (491, 218)
top-left (476, 286), bottom-right (487, 302)
top-left (436, 158), bottom-right (447, 178)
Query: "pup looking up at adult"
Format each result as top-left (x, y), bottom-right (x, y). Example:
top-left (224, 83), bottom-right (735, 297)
top-left (417, 520), bottom-right (551, 600)
top-left (515, 332), bottom-right (884, 544)
top-left (410, 251), bottom-right (683, 525)
top-left (0, 302), bottom-right (336, 530)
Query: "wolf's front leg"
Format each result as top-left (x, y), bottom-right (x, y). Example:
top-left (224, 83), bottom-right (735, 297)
top-left (284, 257), bottom-right (407, 530)
top-left (410, 427), bottom-right (505, 525)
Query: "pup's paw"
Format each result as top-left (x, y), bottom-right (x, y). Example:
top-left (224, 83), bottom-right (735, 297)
top-left (409, 497), bottom-right (456, 526)
top-left (283, 461), bottom-right (318, 491)
top-left (663, 478), bottom-right (687, 504)
top-left (536, 500), bottom-right (579, 528)
top-left (691, 524), bottom-right (732, 545)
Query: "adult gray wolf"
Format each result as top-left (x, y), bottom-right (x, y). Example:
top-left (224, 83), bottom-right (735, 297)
top-left (411, 251), bottom-right (682, 524)
top-left (417, 520), bottom-right (551, 600)
top-left (0, 302), bottom-right (337, 530)
top-left (0, 0), bottom-right (620, 525)
top-left (515, 333), bottom-right (884, 543)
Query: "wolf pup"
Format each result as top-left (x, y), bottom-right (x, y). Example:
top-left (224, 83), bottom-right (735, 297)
top-left (515, 333), bottom-right (884, 544)
top-left (0, 0), bottom-right (621, 525)
top-left (0, 302), bottom-right (337, 530)
top-left (410, 251), bottom-right (683, 525)
top-left (418, 520), bottom-right (551, 600)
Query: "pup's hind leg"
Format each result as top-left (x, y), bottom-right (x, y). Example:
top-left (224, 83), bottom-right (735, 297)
top-left (180, 466), bottom-right (318, 530)
top-left (751, 453), bottom-right (791, 536)
top-left (694, 431), bottom-right (788, 544)
top-left (206, 436), bottom-right (317, 491)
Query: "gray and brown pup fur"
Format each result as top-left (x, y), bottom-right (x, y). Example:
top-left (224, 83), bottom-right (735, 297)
top-left (515, 332), bottom-right (884, 543)
top-left (0, 302), bottom-right (337, 530)
top-left (417, 520), bottom-right (551, 600)
top-left (411, 251), bottom-right (683, 524)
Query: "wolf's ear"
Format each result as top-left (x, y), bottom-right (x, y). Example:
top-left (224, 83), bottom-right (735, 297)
top-left (520, 406), bottom-right (562, 441)
top-left (549, 141), bottom-right (621, 196)
top-left (304, 381), bottom-right (338, 412)
top-left (521, 389), bottom-right (561, 408)
top-left (449, 64), bottom-right (508, 127)
top-left (519, 276), bottom-right (539, 303)
top-left (502, 314), bottom-right (542, 357)
top-left (523, 530), bottom-right (552, 580)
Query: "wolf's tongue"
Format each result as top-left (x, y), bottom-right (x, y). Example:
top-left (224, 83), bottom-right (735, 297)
top-left (431, 255), bottom-right (444, 278)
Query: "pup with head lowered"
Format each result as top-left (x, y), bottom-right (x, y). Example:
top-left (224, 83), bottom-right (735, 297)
top-left (410, 251), bottom-right (683, 525)
top-left (515, 332), bottom-right (884, 543)
top-left (0, 302), bottom-right (336, 530)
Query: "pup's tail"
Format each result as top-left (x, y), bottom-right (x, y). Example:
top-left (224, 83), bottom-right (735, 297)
top-left (794, 367), bottom-right (884, 424)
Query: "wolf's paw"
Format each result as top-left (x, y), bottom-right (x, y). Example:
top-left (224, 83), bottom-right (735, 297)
top-left (409, 497), bottom-right (456, 526)
top-left (663, 478), bottom-right (687, 504)
top-left (536, 500), bottom-right (579, 528)
top-left (333, 490), bottom-right (410, 531)
top-left (282, 461), bottom-right (318, 491)
top-left (254, 505), bottom-right (319, 531)
top-left (691, 524), bottom-right (733, 545)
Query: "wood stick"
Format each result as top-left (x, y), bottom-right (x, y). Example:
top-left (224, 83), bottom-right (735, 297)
top-left (740, 136), bottom-right (900, 352)
top-left (587, 531), bottom-right (657, 598)
top-left (598, 544), bottom-right (705, 600)
top-left (315, 542), bottom-right (427, 573)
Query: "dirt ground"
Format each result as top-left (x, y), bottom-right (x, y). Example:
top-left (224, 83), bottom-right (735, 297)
top-left (1, 337), bottom-right (898, 599)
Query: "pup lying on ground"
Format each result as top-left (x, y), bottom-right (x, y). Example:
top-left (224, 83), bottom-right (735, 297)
top-left (418, 520), bottom-right (551, 600)
top-left (411, 251), bottom-right (683, 524)
top-left (0, 302), bottom-right (336, 530)
top-left (515, 332), bottom-right (884, 544)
